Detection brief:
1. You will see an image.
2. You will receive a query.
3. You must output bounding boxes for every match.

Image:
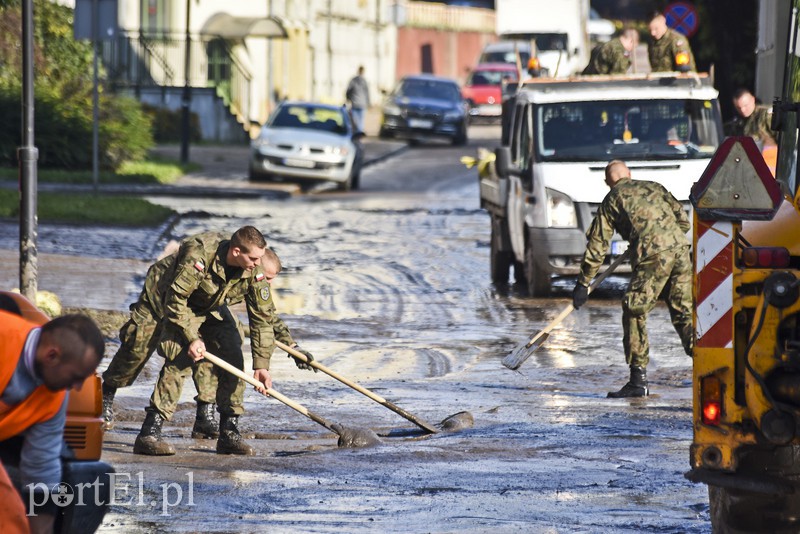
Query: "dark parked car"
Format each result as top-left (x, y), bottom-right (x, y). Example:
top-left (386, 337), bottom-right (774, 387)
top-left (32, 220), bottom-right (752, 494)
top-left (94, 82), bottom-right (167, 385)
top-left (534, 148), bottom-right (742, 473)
top-left (379, 74), bottom-right (468, 145)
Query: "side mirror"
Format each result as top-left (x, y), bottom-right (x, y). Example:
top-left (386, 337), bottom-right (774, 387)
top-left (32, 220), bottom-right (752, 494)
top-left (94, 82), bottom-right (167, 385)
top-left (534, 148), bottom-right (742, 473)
top-left (494, 147), bottom-right (520, 178)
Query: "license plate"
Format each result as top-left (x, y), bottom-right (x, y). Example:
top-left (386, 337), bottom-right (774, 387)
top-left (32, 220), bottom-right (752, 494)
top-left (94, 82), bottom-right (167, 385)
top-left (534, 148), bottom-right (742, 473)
top-left (477, 104), bottom-right (502, 116)
top-left (283, 158), bottom-right (315, 169)
top-left (408, 118), bottom-right (433, 129)
top-left (611, 241), bottom-right (629, 255)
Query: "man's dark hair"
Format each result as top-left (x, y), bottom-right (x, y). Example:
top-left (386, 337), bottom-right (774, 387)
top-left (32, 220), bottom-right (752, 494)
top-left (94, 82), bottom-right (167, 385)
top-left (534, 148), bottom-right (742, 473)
top-left (41, 314), bottom-right (105, 364)
top-left (231, 226), bottom-right (267, 253)
top-left (648, 10), bottom-right (665, 22)
top-left (732, 87), bottom-right (754, 100)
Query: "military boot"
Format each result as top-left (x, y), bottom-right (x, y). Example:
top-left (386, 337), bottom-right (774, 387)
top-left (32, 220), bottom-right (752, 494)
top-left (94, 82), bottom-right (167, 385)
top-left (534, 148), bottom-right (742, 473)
top-left (191, 402), bottom-right (219, 439)
top-left (101, 382), bottom-right (116, 431)
top-left (133, 410), bottom-right (176, 456)
top-left (216, 415), bottom-right (254, 455)
top-left (607, 366), bottom-right (649, 398)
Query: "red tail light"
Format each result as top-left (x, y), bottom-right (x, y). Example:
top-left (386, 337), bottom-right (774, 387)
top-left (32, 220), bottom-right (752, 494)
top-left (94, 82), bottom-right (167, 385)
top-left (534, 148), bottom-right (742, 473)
top-left (701, 376), bottom-right (722, 425)
top-left (742, 246), bottom-right (791, 268)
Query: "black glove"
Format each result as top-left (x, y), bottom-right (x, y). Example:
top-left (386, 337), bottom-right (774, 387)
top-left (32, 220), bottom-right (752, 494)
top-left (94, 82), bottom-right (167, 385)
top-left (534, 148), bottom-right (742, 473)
top-left (290, 345), bottom-right (318, 373)
top-left (572, 283), bottom-right (589, 310)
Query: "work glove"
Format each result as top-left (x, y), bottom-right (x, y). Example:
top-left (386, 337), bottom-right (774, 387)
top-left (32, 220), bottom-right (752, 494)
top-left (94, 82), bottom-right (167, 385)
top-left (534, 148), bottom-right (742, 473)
top-left (290, 345), bottom-right (318, 373)
top-left (572, 283), bottom-right (589, 310)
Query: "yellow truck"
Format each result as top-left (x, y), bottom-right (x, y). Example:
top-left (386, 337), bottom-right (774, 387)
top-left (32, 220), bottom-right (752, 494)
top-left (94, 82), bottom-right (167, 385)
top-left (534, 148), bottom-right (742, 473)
top-left (685, 1), bottom-right (800, 529)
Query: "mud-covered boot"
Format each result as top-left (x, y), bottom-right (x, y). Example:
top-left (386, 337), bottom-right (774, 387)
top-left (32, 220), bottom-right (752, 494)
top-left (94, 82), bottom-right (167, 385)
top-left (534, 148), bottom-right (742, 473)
top-left (216, 415), bottom-right (254, 455)
top-left (133, 410), bottom-right (176, 456)
top-left (607, 366), bottom-right (649, 398)
top-left (192, 402), bottom-right (219, 439)
top-left (101, 382), bottom-right (116, 431)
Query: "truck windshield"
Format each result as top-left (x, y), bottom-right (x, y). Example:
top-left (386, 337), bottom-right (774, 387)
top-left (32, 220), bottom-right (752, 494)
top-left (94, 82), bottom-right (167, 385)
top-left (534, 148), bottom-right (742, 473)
top-left (535, 99), bottom-right (722, 162)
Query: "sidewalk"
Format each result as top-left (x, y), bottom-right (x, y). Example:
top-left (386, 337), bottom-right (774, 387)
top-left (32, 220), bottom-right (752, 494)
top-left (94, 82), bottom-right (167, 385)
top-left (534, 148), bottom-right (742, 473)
top-left (0, 136), bottom-right (406, 199)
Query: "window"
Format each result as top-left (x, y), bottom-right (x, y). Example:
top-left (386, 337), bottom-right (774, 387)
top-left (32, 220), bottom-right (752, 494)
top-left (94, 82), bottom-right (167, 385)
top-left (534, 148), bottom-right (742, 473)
top-left (141, 0), bottom-right (169, 34)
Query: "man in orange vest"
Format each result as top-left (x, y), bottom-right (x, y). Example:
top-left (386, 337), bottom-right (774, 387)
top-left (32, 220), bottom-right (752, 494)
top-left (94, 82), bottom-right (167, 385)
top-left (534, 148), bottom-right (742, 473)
top-left (0, 310), bottom-right (104, 534)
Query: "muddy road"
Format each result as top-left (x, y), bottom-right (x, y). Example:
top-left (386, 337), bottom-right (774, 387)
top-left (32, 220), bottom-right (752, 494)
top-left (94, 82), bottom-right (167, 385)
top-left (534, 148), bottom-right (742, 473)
top-left (5, 125), bottom-right (710, 532)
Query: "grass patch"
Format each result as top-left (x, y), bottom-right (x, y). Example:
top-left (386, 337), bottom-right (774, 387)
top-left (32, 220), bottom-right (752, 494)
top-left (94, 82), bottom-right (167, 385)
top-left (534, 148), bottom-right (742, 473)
top-left (0, 189), bottom-right (174, 226)
top-left (0, 157), bottom-right (199, 185)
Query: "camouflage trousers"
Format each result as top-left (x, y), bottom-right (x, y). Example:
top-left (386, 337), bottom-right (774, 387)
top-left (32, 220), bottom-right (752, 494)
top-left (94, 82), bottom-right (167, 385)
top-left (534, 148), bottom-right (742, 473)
top-left (102, 300), bottom-right (215, 402)
top-left (148, 306), bottom-right (246, 421)
top-left (622, 245), bottom-right (693, 368)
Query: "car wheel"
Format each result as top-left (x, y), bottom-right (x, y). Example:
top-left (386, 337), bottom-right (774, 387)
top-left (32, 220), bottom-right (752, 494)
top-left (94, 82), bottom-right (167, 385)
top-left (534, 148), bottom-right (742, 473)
top-left (337, 175), bottom-right (352, 192)
top-left (452, 125), bottom-right (468, 146)
top-left (523, 237), bottom-right (552, 297)
top-left (379, 127), bottom-right (392, 139)
top-left (490, 220), bottom-right (512, 284)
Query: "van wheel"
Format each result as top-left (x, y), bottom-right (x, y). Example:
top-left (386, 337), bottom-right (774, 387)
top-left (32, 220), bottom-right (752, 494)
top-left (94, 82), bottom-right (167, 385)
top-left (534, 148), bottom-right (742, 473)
top-left (490, 223), bottom-right (512, 284)
top-left (523, 241), bottom-right (552, 297)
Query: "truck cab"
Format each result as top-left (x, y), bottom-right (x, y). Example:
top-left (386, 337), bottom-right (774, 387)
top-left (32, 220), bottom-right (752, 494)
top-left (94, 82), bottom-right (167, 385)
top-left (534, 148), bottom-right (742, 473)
top-left (482, 73), bottom-right (723, 295)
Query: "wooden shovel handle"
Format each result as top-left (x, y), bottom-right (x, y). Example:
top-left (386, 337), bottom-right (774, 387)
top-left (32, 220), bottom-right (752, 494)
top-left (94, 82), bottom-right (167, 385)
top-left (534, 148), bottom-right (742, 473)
top-left (277, 341), bottom-right (439, 434)
top-left (202, 351), bottom-right (338, 434)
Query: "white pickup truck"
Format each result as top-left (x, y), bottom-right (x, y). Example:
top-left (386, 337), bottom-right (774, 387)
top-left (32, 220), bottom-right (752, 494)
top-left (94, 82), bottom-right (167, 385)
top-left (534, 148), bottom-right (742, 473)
top-left (482, 73), bottom-right (724, 295)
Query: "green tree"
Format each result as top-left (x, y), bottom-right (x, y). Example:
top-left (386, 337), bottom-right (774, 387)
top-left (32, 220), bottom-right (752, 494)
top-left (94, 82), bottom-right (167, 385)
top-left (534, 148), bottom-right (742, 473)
top-left (0, 0), bottom-right (153, 169)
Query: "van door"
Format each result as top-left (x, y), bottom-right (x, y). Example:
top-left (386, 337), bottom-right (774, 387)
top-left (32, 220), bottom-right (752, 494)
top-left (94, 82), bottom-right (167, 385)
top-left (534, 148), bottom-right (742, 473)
top-left (507, 102), bottom-right (534, 261)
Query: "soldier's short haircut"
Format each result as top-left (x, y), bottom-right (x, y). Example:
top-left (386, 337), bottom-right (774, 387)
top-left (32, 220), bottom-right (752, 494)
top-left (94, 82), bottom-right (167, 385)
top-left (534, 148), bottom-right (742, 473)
top-left (41, 314), bottom-right (105, 365)
top-left (605, 159), bottom-right (629, 180)
top-left (732, 87), bottom-right (755, 100)
top-left (231, 226), bottom-right (267, 253)
top-left (621, 27), bottom-right (639, 42)
top-left (263, 248), bottom-right (282, 273)
top-left (648, 10), bottom-right (666, 22)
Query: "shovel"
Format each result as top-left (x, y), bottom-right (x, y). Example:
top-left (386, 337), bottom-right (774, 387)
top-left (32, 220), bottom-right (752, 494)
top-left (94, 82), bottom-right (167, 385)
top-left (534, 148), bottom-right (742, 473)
top-left (277, 340), bottom-right (439, 434)
top-left (502, 249), bottom-right (631, 371)
top-left (202, 351), bottom-right (381, 448)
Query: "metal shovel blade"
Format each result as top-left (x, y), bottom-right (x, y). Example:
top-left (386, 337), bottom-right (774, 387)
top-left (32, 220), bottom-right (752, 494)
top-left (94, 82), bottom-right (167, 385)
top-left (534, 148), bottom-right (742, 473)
top-left (502, 332), bottom-right (550, 370)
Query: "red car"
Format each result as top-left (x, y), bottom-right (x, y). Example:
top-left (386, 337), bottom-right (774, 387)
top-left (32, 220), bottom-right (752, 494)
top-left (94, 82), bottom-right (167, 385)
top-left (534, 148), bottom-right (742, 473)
top-left (462, 63), bottom-right (519, 121)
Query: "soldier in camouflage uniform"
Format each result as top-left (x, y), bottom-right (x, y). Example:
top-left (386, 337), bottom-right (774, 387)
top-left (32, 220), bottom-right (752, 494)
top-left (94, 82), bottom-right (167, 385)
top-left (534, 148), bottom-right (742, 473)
top-left (647, 12), bottom-right (696, 73)
top-left (572, 160), bottom-right (693, 398)
top-left (133, 226), bottom-right (315, 456)
top-left (582, 28), bottom-right (639, 75)
top-left (725, 88), bottom-right (777, 145)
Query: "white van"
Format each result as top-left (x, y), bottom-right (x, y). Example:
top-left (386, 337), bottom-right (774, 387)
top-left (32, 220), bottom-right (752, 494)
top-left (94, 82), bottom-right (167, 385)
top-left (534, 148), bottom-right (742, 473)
top-left (481, 73), bottom-right (724, 295)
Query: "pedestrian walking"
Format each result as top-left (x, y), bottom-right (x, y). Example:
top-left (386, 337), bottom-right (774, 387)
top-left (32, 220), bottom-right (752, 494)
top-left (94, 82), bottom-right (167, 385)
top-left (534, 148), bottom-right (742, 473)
top-left (647, 11), bottom-right (696, 72)
top-left (583, 27), bottom-right (639, 75)
top-left (132, 226), bottom-right (316, 456)
top-left (346, 65), bottom-right (370, 134)
top-left (572, 160), bottom-right (693, 398)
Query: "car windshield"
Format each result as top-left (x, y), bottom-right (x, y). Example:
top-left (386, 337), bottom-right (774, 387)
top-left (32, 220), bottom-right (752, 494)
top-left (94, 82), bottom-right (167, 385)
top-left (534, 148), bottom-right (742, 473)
top-left (468, 69), bottom-right (518, 86)
top-left (396, 79), bottom-right (461, 101)
top-left (536, 99), bottom-right (722, 162)
top-left (270, 105), bottom-right (347, 134)
top-left (481, 50), bottom-right (531, 67)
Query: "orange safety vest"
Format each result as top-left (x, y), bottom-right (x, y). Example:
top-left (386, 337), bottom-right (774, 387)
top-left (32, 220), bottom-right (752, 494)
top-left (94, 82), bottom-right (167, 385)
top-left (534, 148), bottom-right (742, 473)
top-left (0, 310), bottom-right (65, 442)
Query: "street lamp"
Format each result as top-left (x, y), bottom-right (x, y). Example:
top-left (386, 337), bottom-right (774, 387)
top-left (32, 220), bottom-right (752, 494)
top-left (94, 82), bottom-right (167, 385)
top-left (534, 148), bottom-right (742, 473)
top-left (19, 0), bottom-right (38, 300)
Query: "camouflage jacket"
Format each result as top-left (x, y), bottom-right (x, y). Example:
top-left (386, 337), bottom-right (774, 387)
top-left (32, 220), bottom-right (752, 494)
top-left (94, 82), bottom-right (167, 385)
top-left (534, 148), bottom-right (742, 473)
top-left (578, 178), bottom-right (691, 286)
top-left (724, 106), bottom-right (776, 145)
top-left (155, 232), bottom-right (294, 370)
top-left (648, 28), bottom-right (696, 72)
top-left (583, 38), bottom-right (631, 75)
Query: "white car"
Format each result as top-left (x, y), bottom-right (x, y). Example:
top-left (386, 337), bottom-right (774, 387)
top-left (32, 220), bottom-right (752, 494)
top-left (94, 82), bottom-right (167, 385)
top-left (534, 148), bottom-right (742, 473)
top-left (249, 101), bottom-right (364, 191)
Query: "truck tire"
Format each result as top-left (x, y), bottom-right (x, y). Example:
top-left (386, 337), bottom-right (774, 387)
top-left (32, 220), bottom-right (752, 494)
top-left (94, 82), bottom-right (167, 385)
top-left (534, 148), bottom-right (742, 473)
top-left (490, 223), bottom-right (512, 284)
top-left (523, 241), bottom-right (552, 297)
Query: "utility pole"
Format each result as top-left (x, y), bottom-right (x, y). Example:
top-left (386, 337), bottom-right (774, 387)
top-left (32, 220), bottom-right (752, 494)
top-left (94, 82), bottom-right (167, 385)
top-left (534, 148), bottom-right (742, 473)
top-left (19, 0), bottom-right (38, 300)
top-left (180, 0), bottom-right (192, 163)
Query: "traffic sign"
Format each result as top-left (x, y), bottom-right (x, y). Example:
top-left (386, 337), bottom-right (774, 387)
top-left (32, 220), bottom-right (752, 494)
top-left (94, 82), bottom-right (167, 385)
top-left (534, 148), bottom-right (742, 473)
top-left (690, 136), bottom-right (783, 221)
top-left (664, 2), bottom-right (699, 38)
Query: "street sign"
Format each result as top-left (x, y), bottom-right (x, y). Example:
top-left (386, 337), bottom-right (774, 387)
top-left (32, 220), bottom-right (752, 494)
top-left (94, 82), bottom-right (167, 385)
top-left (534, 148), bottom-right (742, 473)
top-left (690, 136), bottom-right (783, 221)
top-left (74, 0), bottom-right (118, 41)
top-left (664, 2), bottom-right (699, 38)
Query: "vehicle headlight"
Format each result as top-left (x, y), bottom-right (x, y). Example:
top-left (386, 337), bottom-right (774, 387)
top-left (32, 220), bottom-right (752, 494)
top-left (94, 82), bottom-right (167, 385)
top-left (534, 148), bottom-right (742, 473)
top-left (383, 103), bottom-right (402, 116)
top-left (546, 188), bottom-right (577, 228)
top-left (328, 145), bottom-right (350, 156)
top-left (252, 137), bottom-right (271, 149)
top-left (444, 109), bottom-right (464, 121)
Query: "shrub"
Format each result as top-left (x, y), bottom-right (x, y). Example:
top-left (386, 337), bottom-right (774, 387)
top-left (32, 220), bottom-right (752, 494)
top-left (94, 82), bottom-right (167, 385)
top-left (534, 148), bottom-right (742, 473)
top-left (141, 103), bottom-right (202, 143)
